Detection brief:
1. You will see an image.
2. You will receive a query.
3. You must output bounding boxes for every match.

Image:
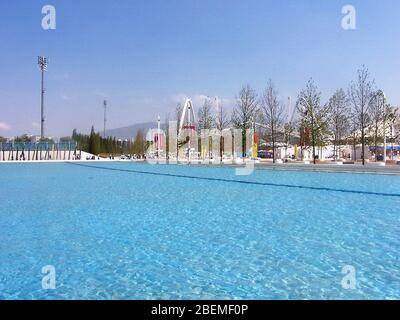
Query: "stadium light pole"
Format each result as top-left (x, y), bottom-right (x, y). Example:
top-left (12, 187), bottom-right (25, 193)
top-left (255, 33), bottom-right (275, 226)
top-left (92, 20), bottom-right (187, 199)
top-left (38, 56), bottom-right (48, 139)
top-left (103, 100), bottom-right (107, 139)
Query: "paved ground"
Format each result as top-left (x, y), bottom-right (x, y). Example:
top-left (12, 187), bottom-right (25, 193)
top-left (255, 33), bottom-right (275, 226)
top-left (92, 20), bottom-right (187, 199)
top-left (254, 162), bottom-right (400, 175)
top-left (171, 159), bottom-right (400, 175)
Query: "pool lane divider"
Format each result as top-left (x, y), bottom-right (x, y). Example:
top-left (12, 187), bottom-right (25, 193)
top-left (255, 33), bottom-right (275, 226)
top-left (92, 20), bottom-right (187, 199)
top-left (66, 162), bottom-right (400, 198)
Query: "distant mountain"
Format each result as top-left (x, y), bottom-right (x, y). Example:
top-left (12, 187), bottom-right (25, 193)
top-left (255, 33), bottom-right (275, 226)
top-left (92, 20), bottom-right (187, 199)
top-left (104, 122), bottom-right (166, 140)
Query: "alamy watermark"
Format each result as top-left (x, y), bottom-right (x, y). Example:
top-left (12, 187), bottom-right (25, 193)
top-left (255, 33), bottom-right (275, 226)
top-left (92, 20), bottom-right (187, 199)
top-left (145, 121), bottom-right (256, 175)
top-left (41, 5), bottom-right (56, 30)
top-left (341, 265), bottom-right (356, 290)
top-left (342, 5), bottom-right (356, 30)
top-left (41, 265), bottom-right (56, 290)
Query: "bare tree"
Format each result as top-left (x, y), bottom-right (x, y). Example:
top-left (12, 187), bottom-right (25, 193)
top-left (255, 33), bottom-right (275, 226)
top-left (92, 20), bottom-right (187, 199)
top-left (327, 89), bottom-right (350, 160)
top-left (386, 105), bottom-right (398, 160)
top-left (214, 100), bottom-right (230, 162)
top-left (394, 108), bottom-right (400, 137)
top-left (348, 108), bottom-right (359, 161)
top-left (197, 97), bottom-right (214, 133)
top-left (296, 79), bottom-right (328, 163)
top-left (197, 97), bottom-right (214, 159)
top-left (232, 85), bottom-right (258, 157)
top-left (260, 80), bottom-right (284, 163)
top-left (283, 121), bottom-right (295, 157)
top-left (348, 65), bottom-right (375, 165)
top-left (215, 100), bottom-right (230, 132)
top-left (282, 97), bottom-right (297, 159)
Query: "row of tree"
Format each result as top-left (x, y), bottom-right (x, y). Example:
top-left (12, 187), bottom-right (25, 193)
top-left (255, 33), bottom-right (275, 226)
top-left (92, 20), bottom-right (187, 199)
top-left (58, 65), bottom-right (398, 163)
top-left (71, 127), bottom-right (147, 156)
top-left (178, 65), bottom-right (399, 164)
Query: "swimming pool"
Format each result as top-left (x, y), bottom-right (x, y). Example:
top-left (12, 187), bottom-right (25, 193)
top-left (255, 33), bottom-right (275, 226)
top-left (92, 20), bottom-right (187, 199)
top-left (0, 162), bottom-right (399, 299)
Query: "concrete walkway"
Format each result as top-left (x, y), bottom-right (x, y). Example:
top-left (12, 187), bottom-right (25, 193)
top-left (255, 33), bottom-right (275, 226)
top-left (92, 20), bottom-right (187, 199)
top-left (254, 162), bottom-right (400, 175)
top-left (2, 157), bottom-right (400, 175)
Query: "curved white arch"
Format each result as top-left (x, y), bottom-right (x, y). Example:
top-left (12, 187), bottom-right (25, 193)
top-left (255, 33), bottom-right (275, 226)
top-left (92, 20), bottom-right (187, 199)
top-left (178, 99), bottom-right (196, 133)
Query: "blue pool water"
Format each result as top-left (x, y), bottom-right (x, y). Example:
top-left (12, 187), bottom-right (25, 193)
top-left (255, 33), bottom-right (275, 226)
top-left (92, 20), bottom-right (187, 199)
top-left (0, 162), bottom-right (399, 299)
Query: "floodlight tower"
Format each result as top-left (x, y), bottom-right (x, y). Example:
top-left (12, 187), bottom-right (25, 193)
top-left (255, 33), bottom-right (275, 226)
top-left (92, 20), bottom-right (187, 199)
top-left (103, 100), bottom-right (107, 138)
top-left (38, 56), bottom-right (48, 139)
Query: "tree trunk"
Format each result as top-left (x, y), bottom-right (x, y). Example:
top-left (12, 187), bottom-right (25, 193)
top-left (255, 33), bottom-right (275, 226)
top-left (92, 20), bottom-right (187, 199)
top-left (272, 127), bottom-right (275, 163)
top-left (361, 118), bottom-right (365, 165)
top-left (374, 124), bottom-right (378, 162)
top-left (242, 130), bottom-right (246, 158)
top-left (220, 135), bottom-right (223, 163)
top-left (333, 140), bottom-right (336, 161)
top-left (272, 140), bottom-right (275, 163)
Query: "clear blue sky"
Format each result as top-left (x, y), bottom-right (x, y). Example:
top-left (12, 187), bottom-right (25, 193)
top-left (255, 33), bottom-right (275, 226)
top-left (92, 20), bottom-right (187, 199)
top-left (1, 0), bottom-right (399, 137)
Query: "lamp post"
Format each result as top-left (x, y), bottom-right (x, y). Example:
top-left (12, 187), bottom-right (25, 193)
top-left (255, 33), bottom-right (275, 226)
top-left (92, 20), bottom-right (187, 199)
top-left (300, 97), bottom-right (316, 164)
top-left (38, 56), bottom-right (48, 139)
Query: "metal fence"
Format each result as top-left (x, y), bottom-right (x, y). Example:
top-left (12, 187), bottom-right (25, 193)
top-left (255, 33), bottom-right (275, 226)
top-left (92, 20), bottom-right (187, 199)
top-left (0, 142), bottom-right (80, 161)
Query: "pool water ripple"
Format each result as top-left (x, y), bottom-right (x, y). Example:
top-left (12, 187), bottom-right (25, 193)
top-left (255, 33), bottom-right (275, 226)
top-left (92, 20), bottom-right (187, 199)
top-left (0, 162), bottom-right (399, 299)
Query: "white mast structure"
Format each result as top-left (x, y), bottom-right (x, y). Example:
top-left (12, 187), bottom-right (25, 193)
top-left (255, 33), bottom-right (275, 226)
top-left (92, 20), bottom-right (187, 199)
top-left (178, 99), bottom-right (196, 162)
top-left (157, 115), bottom-right (161, 159)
